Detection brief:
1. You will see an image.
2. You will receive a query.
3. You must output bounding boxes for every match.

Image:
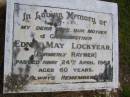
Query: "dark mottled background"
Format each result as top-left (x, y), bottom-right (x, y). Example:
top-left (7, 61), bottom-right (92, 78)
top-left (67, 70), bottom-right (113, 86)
top-left (0, 0), bottom-right (130, 97)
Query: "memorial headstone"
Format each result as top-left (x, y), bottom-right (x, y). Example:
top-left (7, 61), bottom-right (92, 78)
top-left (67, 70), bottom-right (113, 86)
top-left (4, 0), bottom-right (118, 93)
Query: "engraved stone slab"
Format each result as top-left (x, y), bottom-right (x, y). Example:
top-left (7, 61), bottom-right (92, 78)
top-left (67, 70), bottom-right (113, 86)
top-left (4, 0), bottom-right (118, 93)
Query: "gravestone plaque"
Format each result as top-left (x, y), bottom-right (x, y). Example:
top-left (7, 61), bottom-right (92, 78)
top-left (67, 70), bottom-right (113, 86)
top-left (4, 0), bottom-right (118, 93)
